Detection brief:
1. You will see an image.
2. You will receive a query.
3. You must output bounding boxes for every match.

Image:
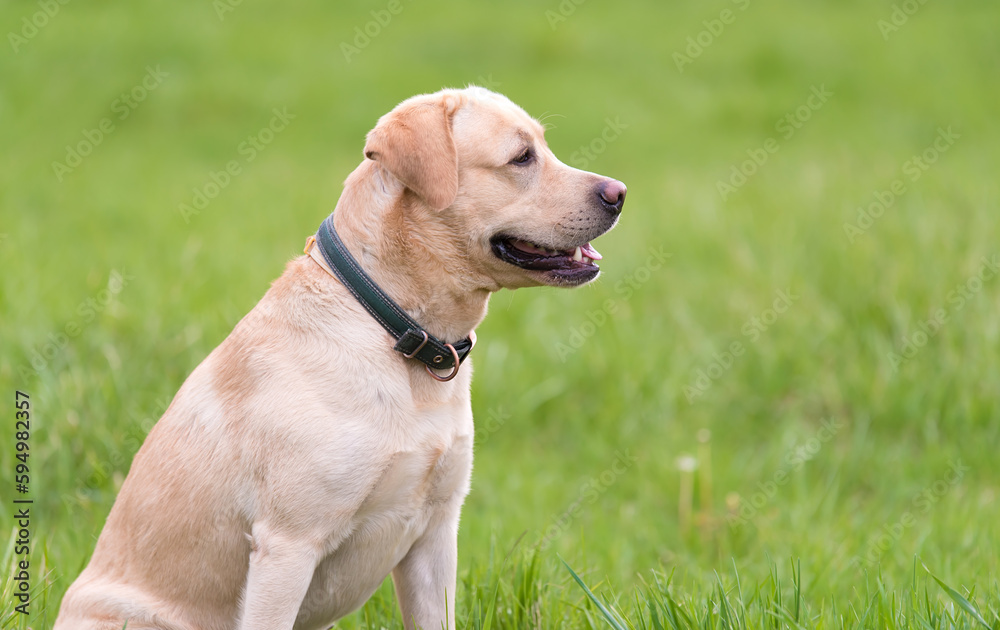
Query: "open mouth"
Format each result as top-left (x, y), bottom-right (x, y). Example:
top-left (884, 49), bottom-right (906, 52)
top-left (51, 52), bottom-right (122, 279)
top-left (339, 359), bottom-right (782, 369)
top-left (490, 235), bottom-right (604, 283)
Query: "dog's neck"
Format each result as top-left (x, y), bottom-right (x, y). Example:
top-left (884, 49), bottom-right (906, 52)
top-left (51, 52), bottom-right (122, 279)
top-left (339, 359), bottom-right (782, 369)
top-left (327, 161), bottom-right (492, 344)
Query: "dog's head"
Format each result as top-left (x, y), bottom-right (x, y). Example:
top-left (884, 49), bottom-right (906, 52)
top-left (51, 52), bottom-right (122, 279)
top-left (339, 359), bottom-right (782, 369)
top-left (361, 86), bottom-right (626, 289)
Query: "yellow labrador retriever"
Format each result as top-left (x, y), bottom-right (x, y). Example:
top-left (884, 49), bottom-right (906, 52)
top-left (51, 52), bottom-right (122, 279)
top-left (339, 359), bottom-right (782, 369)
top-left (55, 86), bottom-right (626, 630)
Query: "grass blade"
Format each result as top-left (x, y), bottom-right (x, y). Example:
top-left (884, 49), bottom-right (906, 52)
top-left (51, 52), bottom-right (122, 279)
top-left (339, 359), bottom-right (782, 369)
top-left (925, 566), bottom-right (994, 630)
top-left (562, 557), bottom-right (629, 630)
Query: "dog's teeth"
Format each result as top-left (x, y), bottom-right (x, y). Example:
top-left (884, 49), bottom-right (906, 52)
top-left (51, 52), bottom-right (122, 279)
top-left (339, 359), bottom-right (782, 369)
top-left (572, 246), bottom-right (583, 262)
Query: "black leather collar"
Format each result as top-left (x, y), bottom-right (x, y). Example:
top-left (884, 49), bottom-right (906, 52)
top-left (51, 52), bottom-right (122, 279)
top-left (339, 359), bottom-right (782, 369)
top-left (310, 215), bottom-right (475, 382)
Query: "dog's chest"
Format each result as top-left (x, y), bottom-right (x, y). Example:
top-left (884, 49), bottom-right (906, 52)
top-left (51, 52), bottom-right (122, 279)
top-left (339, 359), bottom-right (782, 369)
top-left (360, 433), bottom-right (472, 517)
top-left (295, 430), bottom-right (473, 628)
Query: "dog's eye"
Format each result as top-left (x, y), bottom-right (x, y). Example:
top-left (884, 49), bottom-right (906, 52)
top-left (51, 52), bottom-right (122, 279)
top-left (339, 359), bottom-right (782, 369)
top-left (510, 148), bottom-right (534, 165)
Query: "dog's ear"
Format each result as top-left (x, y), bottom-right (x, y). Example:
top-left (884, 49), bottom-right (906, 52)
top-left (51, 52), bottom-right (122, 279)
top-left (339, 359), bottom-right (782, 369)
top-left (363, 96), bottom-right (459, 211)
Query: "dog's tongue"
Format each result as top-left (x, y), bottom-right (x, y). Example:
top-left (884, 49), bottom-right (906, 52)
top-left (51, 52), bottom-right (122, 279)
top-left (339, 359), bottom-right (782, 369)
top-left (580, 242), bottom-right (602, 261)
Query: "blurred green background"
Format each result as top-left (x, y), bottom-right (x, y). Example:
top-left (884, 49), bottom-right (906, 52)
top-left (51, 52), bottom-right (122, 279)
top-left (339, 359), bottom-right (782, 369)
top-left (2, 0), bottom-right (999, 626)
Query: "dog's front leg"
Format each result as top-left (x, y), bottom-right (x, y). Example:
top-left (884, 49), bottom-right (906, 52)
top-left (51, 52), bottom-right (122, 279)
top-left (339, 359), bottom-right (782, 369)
top-left (391, 512), bottom-right (459, 630)
top-left (237, 525), bottom-right (319, 630)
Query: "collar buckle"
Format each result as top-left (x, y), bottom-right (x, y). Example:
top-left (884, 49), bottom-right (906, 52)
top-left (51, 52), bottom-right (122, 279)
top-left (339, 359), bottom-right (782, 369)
top-left (401, 330), bottom-right (429, 359)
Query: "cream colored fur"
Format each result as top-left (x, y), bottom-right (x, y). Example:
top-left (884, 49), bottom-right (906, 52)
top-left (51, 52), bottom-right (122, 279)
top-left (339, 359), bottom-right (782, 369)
top-left (54, 86), bottom-right (624, 630)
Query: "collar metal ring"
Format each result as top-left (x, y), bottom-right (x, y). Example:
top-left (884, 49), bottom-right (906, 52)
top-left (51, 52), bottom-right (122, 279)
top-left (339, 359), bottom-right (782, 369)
top-left (425, 343), bottom-right (461, 382)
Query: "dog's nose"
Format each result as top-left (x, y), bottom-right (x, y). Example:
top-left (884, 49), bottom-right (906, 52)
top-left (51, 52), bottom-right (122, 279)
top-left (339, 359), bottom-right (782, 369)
top-left (598, 179), bottom-right (627, 215)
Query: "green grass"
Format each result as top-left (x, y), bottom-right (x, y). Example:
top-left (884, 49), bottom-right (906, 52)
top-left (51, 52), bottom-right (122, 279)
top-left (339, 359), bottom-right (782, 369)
top-left (2, 0), bottom-right (999, 627)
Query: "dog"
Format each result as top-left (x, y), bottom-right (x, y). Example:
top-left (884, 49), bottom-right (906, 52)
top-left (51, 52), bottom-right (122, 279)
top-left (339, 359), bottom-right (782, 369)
top-left (54, 86), bottom-right (626, 630)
